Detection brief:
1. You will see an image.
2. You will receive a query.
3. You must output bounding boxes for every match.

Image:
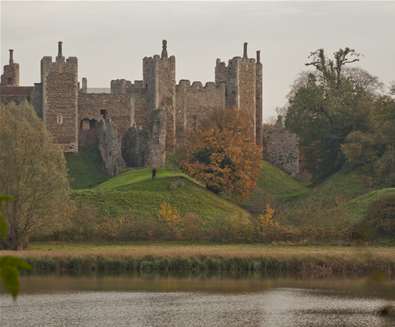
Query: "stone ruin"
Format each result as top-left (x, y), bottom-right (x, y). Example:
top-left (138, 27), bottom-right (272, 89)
top-left (262, 116), bottom-right (300, 176)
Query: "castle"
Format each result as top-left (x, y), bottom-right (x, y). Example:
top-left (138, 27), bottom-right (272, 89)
top-left (0, 41), bottom-right (299, 176)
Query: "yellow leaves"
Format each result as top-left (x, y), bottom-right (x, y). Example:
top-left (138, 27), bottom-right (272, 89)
top-left (259, 205), bottom-right (277, 227)
top-left (181, 108), bottom-right (261, 199)
top-left (159, 202), bottom-right (182, 228)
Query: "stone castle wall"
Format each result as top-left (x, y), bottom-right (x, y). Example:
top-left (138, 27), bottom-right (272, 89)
top-left (175, 80), bottom-right (225, 145)
top-left (78, 92), bottom-right (132, 141)
top-left (110, 79), bottom-right (147, 129)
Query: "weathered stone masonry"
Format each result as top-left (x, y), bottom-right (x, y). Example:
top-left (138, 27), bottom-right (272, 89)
top-left (0, 40), bottom-right (300, 176)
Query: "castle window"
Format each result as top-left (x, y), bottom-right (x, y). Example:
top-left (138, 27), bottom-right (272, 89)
top-left (56, 114), bottom-right (63, 125)
top-left (100, 110), bottom-right (108, 119)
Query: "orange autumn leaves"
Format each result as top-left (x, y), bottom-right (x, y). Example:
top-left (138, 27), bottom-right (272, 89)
top-left (181, 109), bottom-right (261, 199)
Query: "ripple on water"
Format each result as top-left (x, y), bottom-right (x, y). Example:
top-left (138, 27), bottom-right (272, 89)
top-left (1, 288), bottom-right (393, 327)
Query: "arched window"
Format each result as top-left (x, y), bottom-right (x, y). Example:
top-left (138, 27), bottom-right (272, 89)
top-left (56, 114), bottom-right (63, 125)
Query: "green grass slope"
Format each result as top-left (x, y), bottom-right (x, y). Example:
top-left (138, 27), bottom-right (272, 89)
top-left (306, 169), bottom-right (372, 207)
top-left (73, 168), bottom-right (251, 230)
top-left (279, 168), bottom-right (382, 228)
top-left (66, 147), bottom-right (109, 189)
top-left (343, 187), bottom-right (395, 223)
top-left (242, 161), bottom-right (309, 213)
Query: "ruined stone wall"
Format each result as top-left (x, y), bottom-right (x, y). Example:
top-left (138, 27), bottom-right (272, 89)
top-left (263, 124), bottom-right (300, 176)
top-left (78, 92), bottom-right (132, 142)
top-left (175, 80), bottom-right (225, 146)
top-left (41, 55), bottom-right (78, 152)
top-left (127, 81), bottom-right (148, 129)
top-left (97, 118), bottom-right (125, 176)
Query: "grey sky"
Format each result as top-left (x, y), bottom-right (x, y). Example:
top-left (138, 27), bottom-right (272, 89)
top-left (1, 1), bottom-right (394, 121)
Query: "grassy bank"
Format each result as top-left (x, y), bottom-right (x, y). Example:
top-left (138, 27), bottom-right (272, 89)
top-left (2, 243), bottom-right (395, 278)
top-left (69, 168), bottom-right (253, 241)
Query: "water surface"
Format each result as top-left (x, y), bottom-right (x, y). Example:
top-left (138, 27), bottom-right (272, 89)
top-left (1, 276), bottom-right (394, 327)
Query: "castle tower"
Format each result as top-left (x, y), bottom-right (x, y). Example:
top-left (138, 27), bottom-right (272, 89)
top-left (256, 50), bottom-right (263, 146)
top-left (215, 42), bottom-right (257, 141)
top-left (1, 49), bottom-right (20, 86)
top-left (41, 41), bottom-right (79, 152)
top-left (143, 40), bottom-right (176, 166)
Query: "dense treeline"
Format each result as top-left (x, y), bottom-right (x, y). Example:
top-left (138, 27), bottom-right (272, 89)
top-left (284, 48), bottom-right (395, 185)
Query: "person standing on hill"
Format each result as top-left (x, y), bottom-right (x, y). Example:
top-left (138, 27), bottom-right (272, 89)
top-left (152, 167), bottom-right (157, 179)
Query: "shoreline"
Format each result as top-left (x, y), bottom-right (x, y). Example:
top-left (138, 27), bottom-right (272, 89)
top-left (1, 243), bottom-right (395, 278)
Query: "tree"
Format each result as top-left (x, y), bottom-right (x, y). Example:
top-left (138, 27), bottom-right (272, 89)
top-left (0, 195), bottom-right (31, 298)
top-left (181, 108), bottom-right (261, 199)
top-left (340, 89), bottom-right (395, 187)
top-left (0, 102), bottom-right (72, 250)
top-left (285, 48), bottom-right (379, 181)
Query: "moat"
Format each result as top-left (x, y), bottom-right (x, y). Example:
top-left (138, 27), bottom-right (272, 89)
top-left (1, 275), bottom-right (394, 327)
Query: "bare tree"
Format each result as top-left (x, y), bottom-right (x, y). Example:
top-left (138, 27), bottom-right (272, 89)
top-left (306, 48), bottom-right (360, 89)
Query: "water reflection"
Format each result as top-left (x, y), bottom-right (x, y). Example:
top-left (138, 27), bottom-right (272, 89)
top-left (1, 276), bottom-right (394, 327)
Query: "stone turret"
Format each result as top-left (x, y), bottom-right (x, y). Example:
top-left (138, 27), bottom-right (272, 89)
top-left (215, 42), bottom-right (257, 141)
top-left (1, 49), bottom-right (20, 86)
top-left (256, 50), bottom-right (263, 146)
top-left (41, 41), bottom-right (79, 152)
top-left (143, 40), bottom-right (176, 166)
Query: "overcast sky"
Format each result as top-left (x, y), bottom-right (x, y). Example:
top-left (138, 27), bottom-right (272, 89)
top-left (1, 1), bottom-right (394, 121)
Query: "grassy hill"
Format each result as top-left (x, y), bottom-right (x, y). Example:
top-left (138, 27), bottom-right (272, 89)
top-left (242, 161), bottom-right (309, 213)
top-left (66, 150), bottom-right (392, 241)
top-left (72, 168), bottom-right (252, 240)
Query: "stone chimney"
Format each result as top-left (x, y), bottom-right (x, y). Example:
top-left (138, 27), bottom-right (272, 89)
top-left (9, 49), bottom-right (14, 64)
top-left (243, 42), bottom-right (248, 59)
top-left (81, 77), bottom-right (87, 93)
top-left (161, 40), bottom-right (168, 59)
top-left (57, 41), bottom-right (63, 58)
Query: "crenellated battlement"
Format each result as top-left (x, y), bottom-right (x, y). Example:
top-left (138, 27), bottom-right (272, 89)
top-left (176, 80), bottom-right (224, 92)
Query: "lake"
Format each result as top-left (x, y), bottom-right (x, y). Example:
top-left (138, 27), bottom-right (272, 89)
top-left (1, 275), bottom-right (394, 327)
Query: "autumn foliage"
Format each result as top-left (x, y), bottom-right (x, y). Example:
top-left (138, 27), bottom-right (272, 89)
top-left (181, 109), bottom-right (261, 199)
